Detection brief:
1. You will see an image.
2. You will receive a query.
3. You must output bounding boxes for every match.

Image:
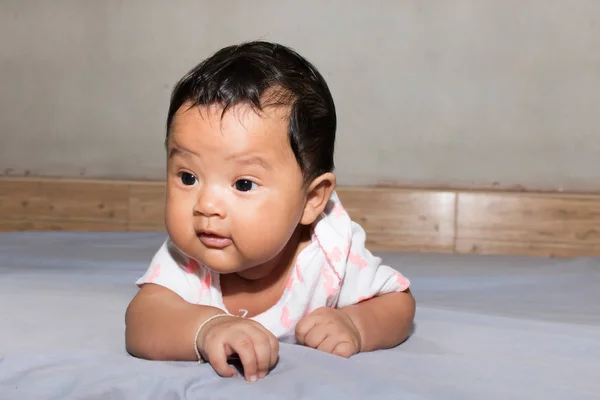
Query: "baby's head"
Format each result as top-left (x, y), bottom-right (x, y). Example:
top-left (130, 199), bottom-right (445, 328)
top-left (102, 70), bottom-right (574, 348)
top-left (164, 41), bottom-right (337, 277)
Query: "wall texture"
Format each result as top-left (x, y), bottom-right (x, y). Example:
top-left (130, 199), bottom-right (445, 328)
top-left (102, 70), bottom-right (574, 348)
top-left (1, 1), bottom-right (599, 192)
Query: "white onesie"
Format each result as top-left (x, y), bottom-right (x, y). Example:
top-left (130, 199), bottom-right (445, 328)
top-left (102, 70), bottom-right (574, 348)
top-left (135, 191), bottom-right (410, 343)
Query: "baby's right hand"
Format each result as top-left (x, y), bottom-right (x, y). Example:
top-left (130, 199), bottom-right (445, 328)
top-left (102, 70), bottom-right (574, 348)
top-left (196, 315), bottom-right (279, 382)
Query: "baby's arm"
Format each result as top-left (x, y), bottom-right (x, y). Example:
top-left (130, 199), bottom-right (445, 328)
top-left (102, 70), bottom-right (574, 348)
top-left (340, 289), bottom-right (415, 352)
top-left (331, 221), bottom-right (415, 352)
top-left (125, 283), bottom-right (224, 361)
top-left (125, 283), bottom-right (279, 381)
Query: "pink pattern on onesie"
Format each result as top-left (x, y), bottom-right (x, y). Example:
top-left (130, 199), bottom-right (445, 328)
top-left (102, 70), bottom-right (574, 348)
top-left (395, 271), bottom-right (410, 288)
top-left (295, 262), bottom-right (304, 283)
top-left (199, 272), bottom-right (211, 296)
top-left (284, 274), bottom-right (295, 292)
top-left (281, 306), bottom-right (294, 329)
top-left (332, 203), bottom-right (347, 218)
top-left (321, 265), bottom-right (338, 297)
top-left (348, 252), bottom-right (368, 270)
top-left (324, 246), bottom-right (342, 263)
top-left (182, 258), bottom-right (200, 274)
top-left (147, 264), bottom-right (161, 283)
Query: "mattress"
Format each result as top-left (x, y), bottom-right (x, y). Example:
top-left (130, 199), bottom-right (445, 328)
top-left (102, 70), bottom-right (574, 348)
top-left (0, 232), bottom-right (598, 399)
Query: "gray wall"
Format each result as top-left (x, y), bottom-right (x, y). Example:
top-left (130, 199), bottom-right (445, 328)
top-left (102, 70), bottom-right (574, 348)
top-left (1, 1), bottom-right (599, 191)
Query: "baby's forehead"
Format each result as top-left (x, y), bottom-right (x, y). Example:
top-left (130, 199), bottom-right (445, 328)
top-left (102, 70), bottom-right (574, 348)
top-left (174, 101), bottom-right (289, 129)
top-left (169, 104), bottom-right (289, 140)
top-left (168, 103), bottom-right (297, 162)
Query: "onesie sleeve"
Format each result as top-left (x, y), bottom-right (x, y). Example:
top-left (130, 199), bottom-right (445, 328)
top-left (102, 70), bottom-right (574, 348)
top-left (336, 221), bottom-right (411, 308)
top-left (135, 238), bottom-right (198, 304)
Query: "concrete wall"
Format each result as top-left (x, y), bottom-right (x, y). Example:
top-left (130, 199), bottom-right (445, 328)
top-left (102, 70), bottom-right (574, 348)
top-left (1, 0), bottom-right (599, 191)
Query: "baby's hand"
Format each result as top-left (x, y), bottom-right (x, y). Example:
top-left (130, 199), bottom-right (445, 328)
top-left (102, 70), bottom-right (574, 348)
top-left (196, 316), bottom-right (279, 382)
top-left (295, 307), bottom-right (362, 358)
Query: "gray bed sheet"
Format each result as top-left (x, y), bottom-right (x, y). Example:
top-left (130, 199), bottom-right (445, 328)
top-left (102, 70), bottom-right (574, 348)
top-left (0, 232), bottom-right (598, 399)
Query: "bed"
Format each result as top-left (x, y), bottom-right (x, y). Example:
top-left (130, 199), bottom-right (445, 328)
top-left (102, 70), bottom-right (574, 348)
top-left (0, 231), bottom-right (598, 399)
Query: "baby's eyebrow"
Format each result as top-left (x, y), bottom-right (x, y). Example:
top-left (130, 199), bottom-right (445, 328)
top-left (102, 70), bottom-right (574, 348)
top-left (226, 154), bottom-right (272, 170)
top-left (168, 147), bottom-right (199, 159)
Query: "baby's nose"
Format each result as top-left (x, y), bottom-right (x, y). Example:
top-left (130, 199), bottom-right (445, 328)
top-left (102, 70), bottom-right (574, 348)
top-left (193, 187), bottom-right (226, 218)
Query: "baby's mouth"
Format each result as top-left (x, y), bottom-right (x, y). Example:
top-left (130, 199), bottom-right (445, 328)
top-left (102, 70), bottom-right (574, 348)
top-left (197, 232), bottom-right (232, 249)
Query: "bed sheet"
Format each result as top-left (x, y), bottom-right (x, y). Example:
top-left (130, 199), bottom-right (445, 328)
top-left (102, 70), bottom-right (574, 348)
top-left (1, 232), bottom-right (599, 399)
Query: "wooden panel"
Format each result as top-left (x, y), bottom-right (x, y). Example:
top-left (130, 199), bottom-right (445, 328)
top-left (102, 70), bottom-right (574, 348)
top-left (0, 178), bottom-right (129, 230)
top-left (456, 192), bottom-right (600, 257)
top-left (336, 188), bottom-right (456, 252)
top-left (3, 177), bottom-right (600, 257)
top-left (128, 182), bottom-right (166, 231)
top-left (0, 219), bottom-right (129, 232)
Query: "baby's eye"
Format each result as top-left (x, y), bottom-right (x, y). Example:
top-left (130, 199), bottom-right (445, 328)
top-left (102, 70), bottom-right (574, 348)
top-left (234, 179), bottom-right (258, 192)
top-left (179, 172), bottom-right (198, 186)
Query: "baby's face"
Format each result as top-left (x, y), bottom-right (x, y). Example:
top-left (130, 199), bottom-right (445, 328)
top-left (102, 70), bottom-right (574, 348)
top-left (165, 102), bottom-right (307, 275)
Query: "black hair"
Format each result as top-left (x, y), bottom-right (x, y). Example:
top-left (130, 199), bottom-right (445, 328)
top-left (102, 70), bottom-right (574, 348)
top-left (166, 41), bottom-right (336, 183)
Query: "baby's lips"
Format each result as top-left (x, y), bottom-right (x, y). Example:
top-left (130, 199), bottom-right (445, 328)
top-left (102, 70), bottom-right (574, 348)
top-left (197, 232), bottom-right (233, 248)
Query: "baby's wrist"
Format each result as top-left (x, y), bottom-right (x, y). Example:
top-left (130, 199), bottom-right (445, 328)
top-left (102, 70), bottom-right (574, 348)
top-left (194, 312), bottom-right (234, 361)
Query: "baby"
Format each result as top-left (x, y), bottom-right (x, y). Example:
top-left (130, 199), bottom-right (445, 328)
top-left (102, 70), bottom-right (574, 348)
top-left (125, 41), bottom-right (416, 383)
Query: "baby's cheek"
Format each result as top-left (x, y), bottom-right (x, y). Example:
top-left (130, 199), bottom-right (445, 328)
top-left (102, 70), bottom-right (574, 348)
top-left (236, 216), bottom-right (283, 257)
top-left (165, 201), bottom-right (194, 244)
top-left (234, 205), bottom-right (297, 261)
top-left (165, 205), bottom-right (184, 232)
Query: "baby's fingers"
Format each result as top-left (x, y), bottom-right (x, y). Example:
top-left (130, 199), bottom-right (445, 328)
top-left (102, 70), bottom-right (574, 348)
top-left (268, 332), bottom-right (280, 370)
top-left (231, 336), bottom-right (259, 382)
top-left (252, 331), bottom-right (276, 379)
top-left (295, 314), bottom-right (319, 345)
top-left (205, 345), bottom-right (238, 378)
top-left (332, 341), bottom-right (356, 358)
top-left (303, 323), bottom-right (328, 349)
top-left (317, 335), bottom-right (340, 354)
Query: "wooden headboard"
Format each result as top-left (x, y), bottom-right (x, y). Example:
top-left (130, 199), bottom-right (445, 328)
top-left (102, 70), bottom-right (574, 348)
top-left (1, 177), bottom-right (599, 258)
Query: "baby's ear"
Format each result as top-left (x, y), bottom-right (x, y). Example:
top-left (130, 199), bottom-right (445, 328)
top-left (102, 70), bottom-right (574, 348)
top-left (300, 172), bottom-right (336, 225)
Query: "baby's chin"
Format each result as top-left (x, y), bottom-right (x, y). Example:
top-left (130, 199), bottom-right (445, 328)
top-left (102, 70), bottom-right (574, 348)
top-left (192, 248), bottom-right (259, 275)
top-left (203, 254), bottom-right (282, 281)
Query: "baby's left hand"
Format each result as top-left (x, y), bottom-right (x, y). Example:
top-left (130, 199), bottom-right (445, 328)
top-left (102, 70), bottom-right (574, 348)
top-left (295, 307), bottom-right (362, 358)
